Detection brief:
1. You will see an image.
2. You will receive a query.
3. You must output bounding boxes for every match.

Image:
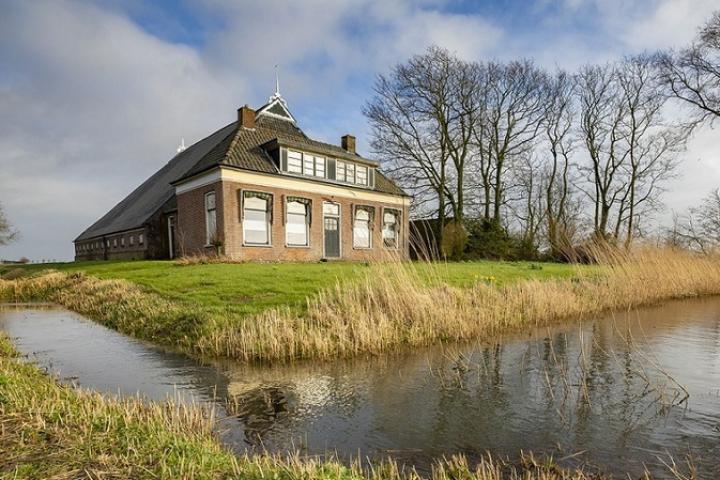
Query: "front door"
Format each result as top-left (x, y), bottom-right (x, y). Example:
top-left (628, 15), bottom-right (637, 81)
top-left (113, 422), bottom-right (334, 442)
top-left (323, 202), bottom-right (341, 259)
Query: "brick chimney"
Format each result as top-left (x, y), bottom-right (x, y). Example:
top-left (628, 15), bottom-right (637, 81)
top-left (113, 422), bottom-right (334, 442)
top-left (341, 134), bottom-right (356, 154)
top-left (238, 105), bottom-right (255, 129)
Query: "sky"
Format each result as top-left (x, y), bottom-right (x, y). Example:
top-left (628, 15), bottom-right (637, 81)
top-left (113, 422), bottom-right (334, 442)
top-left (1, 0), bottom-right (719, 261)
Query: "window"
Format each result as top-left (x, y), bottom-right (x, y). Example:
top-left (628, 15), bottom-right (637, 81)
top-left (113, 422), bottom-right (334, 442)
top-left (323, 202), bottom-right (340, 216)
top-left (287, 150), bottom-right (326, 178)
top-left (286, 198), bottom-right (310, 246)
top-left (336, 160), bottom-right (370, 186)
top-left (243, 192), bottom-right (272, 245)
top-left (356, 165), bottom-right (368, 186)
top-left (205, 192), bottom-right (217, 245)
top-left (106, 239), bottom-right (110, 248)
top-left (288, 150), bottom-right (302, 174)
top-left (113, 238), bottom-right (117, 248)
top-left (353, 207), bottom-right (373, 249)
top-left (139, 234), bottom-right (144, 245)
top-left (130, 235), bottom-right (134, 246)
top-left (383, 210), bottom-right (399, 248)
top-left (121, 237), bottom-right (125, 247)
top-left (303, 154), bottom-right (315, 176)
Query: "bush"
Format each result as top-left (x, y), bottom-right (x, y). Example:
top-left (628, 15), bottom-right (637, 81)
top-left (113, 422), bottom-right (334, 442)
top-left (464, 219), bottom-right (524, 260)
top-left (441, 221), bottom-right (468, 259)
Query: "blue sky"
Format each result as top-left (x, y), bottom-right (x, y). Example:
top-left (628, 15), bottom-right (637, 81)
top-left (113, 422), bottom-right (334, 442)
top-left (1, 0), bottom-right (719, 261)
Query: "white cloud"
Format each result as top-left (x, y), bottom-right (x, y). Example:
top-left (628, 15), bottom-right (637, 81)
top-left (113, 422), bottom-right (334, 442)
top-left (0, 0), bottom-right (719, 260)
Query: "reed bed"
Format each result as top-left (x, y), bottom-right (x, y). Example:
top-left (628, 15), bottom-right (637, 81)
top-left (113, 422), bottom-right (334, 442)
top-left (201, 247), bottom-right (720, 361)
top-left (2, 247), bottom-right (720, 363)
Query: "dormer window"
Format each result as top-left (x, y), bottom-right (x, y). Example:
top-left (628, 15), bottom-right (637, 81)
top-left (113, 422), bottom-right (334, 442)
top-left (336, 161), bottom-right (369, 186)
top-left (287, 150), bottom-right (325, 179)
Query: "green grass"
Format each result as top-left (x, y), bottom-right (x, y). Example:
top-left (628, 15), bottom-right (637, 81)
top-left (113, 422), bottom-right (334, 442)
top-left (0, 260), bottom-right (586, 317)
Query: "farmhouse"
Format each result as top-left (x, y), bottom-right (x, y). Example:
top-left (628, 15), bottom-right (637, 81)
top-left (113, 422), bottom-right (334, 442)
top-left (74, 90), bottom-right (410, 262)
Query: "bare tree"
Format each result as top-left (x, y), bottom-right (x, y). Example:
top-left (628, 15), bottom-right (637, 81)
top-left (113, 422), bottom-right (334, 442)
top-left (577, 57), bottom-right (688, 243)
top-left (473, 60), bottom-right (548, 226)
top-left (0, 202), bottom-right (18, 246)
top-left (541, 70), bottom-right (577, 255)
top-left (365, 47), bottom-right (477, 247)
top-left (615, 54), bottom-right (690, 245)
top-left (657, 11), bottom-right (720, 123)
top-left (577, 63), bottom-right (629, 239)
top-left (510, 154), bottom-right (546, 255)
top-left (672, 188), bottom-right (720, 252)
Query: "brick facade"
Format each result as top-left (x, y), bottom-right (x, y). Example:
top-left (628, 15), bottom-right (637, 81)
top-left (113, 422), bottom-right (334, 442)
top-left (176, 178), bottom-right (409, 262)
top-left (74, 227), bottom-right (149, 261)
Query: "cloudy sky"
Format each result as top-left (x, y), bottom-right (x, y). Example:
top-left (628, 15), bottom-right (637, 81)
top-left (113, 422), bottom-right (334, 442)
top-left (1, 0), bottom-right (718, 261)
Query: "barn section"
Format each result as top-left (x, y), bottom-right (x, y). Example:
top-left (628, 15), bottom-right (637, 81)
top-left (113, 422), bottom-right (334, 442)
top-left (73, 123), bottom-right (236, 260)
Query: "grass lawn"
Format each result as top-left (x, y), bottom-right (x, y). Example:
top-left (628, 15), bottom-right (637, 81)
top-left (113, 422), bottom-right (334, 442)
top-left (0, 260), bottom-right (587, 317)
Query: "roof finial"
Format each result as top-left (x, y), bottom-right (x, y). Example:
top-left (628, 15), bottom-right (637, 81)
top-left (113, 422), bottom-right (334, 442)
top-left (176, 137), bottom-right (186, 153)
top-left (274, 64), bottom-right (280, 96)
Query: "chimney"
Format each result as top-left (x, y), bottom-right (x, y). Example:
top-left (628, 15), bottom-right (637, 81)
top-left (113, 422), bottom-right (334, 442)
top-left (238, 105), bottom-right (255, 129)
top-left (341, 134), bottom-right (356, 154)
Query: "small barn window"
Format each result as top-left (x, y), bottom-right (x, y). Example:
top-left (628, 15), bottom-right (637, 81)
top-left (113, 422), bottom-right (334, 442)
top-left (130, 235), bottom-right (134, 246)
top-left (286, 198), bottom-right (310, 246)
top-left (205, 191), bottom-right (217, 245)
top-left (139, 234), bottom-right (144, 245)
top-left (353, 207), bottom-right (373, 249)
top-left (382, 210), bottom-right (399, 248)
top-left (243, 191), bottom-right (272, 245)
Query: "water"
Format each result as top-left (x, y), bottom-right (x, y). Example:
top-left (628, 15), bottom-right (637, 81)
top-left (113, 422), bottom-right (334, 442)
top-left (2, 299), bottom-right (720, 478)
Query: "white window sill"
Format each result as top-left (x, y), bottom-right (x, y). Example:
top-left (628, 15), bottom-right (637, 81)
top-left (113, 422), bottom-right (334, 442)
top-left (286, 244), bottom-right (311, 249)
top-left (243, 243), bottom-right (273, 248)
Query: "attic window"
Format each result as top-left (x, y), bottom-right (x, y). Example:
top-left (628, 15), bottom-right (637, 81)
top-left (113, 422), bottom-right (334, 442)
top-left (286, 150), bottom-right (325, 179)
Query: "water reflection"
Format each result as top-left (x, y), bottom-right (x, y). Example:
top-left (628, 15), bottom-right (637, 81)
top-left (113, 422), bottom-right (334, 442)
top-left (2, 299), bottom-right (720, 478)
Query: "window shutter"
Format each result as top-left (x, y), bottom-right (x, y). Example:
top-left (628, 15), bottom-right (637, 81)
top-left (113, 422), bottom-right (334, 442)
top-left (327, 158), bottom-right (336, 180)
top-left (281, 148), bottom-right (288, 172)
top-left (282, 195), bottom-right (286, 225)
top-left (369, 168), bottom-right (375, 189)
top-left (237, 189), bottom-right (243, 222)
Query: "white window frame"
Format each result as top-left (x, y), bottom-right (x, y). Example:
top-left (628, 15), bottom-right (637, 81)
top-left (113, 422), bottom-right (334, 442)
top-left (205, 191), bottom-right (217, 246)
top-left (139, 233), bottom-right (144, 245)
top-left (356, 165), bottom-right (368, 186)
top-left (353, 206), bottom-right (373, 249)
top-left (287, 150), bottom-right (303, 174)
top-left (285, 198), bottom-right (311, 247)
top-left (382, 208), bottom-right (400, 249)
top-left (242, 190), bottom-right (273, 247)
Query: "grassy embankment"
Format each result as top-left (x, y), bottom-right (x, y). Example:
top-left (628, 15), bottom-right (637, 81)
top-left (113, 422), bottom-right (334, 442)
top-left (1, 332), bottom-right (614, 479)
top-left (0, 259), bottom-right (581, 316)
top-left (1, 248), bottom-right (720, 362)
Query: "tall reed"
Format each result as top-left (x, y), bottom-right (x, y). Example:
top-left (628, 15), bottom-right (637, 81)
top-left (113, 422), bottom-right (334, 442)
top-left (200, 247), bottom-right (720, 361)
top-left (2, 247), bottom-right (720, 363)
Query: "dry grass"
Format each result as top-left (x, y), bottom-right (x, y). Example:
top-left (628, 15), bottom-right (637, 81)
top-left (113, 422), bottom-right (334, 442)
top-left (199, 246), bottom-right (720, 361)
top-left (2, 247), bottom-right (720, 363)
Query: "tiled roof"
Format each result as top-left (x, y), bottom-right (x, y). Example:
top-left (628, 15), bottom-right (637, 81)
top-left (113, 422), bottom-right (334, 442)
top-left (75, 122), bottom-right (236, 242)
top-left (75, 108), bottom-right (408, 242)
